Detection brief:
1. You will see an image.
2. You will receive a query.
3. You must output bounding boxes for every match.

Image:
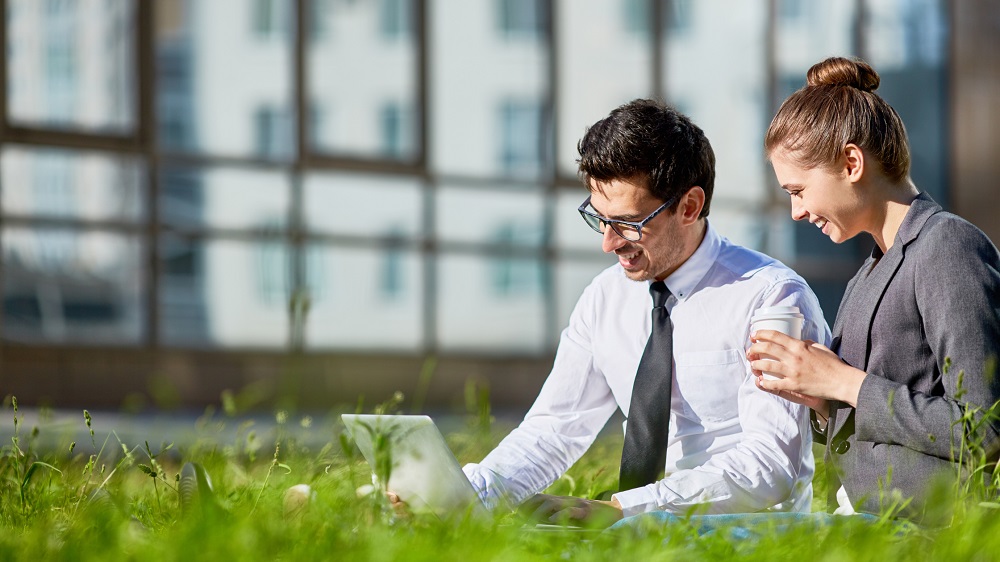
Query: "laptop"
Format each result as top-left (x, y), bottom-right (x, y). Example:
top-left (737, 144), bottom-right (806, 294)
top-left (341, 414), bottom-right (489, 520)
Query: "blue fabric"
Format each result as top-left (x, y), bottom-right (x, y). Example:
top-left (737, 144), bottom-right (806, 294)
top-left (610, 511), bottom-right (880, 540)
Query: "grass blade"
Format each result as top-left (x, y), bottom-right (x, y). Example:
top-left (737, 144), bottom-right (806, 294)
top-left (20, 461), bottom-right (63, 512)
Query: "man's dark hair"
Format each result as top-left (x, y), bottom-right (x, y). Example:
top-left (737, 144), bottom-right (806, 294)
top-left (577, 99), bottom-right (715, 218)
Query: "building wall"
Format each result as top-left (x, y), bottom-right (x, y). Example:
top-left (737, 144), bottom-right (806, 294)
top-left (2, 0), bottom-right (997, 412)
top-left (951, 2), bottom-right (1000, 245)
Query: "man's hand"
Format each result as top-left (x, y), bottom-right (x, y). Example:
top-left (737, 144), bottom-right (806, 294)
top-left (518, 494), bottom-right (623, 528)
top-left (385, 491), bottom-right (411, 519)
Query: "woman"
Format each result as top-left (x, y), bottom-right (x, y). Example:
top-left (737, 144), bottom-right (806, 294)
top-left (748, 56), bottom-right (1000, 523)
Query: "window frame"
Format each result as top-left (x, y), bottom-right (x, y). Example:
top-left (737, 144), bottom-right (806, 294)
top-left (0, 0), bottom-right (948, 358)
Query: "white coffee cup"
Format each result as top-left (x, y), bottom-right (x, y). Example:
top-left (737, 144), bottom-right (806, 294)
top-left (750, 306), bottom-right (804, 380)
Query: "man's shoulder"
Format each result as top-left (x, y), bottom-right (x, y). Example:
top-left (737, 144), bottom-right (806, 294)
top-left (712, 237), bottom-right (829, 342)
top-left (713, 237), bottom-right (807, 286)
top-left (579, 262), bottom-right (630, 302)
top-left (585, 262), bottom-right (624, 291)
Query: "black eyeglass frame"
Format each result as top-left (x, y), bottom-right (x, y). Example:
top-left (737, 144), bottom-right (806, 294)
top-left (577, 189), bottom-right (685, 241)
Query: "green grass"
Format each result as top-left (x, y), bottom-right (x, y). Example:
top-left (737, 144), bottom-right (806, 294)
top-left (3, 398), bottom-right (1000, 561)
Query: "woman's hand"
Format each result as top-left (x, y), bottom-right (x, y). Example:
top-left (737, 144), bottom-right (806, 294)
top-left (753, 377), bottom-right (830, 418)
top-left (747, 330), bottom-right (867, 408)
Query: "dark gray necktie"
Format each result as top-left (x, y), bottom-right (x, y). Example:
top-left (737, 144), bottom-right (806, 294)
top-left (619, 281), bottom-right (673, 491)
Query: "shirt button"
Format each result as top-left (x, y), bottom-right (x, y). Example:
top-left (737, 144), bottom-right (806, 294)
top-left (834, 441), bottom-right (851, 454)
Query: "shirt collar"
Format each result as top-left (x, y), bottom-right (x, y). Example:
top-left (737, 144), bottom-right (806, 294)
top-left (659, 221), bottom-right (721, 301)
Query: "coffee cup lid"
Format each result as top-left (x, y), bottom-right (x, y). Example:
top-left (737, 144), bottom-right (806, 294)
top-left (751, 306), bottom-right (804, 321)
top-left (755, 306), bottom-right (800, 315)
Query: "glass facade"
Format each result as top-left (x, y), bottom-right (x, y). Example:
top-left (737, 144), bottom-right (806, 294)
top-left (308, 0), bottom-right (419, 160)
top-left (663, 0), bottom-right (771, 253)
top-left (7, 0), bottom-right (136, 133)
top-left (1, 0), bottom-right (950, 356)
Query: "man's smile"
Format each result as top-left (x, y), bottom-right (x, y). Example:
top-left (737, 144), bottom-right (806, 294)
top-left (617, 248), bottom-right (643, 269)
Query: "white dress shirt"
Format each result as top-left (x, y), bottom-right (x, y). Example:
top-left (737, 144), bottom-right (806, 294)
top-left (463, 222), bottom-right (831, 517)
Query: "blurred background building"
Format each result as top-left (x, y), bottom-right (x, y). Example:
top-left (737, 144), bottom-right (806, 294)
top-left (1, 0), bottom-right (997, 413)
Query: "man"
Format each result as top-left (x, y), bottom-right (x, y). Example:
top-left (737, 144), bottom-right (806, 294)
top-left (461, 99), bottom-right (831, 526)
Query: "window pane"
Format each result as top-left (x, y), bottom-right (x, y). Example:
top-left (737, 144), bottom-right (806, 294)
top-left (1, 146), bottom-right (145, 222)
top-left (155, 0), bottom-right (295, 159)
top-left (7, 0), bottom-right (136, 133)
top-left (557, 0), bottom-right (653, 176)
top-left (307, 0), bottom-right (419, 161)
top-left (2, 228), bottom-right (144, 343)
top-left (553, 188), bottom-right (606, 252)
top-left (435, 186), bottom-right (544, 246)
top-left (432, 0), bottom-right (550, 179)
top-left (160, 166), bottom-right (290, 231)
top-left (664, 0), bottom-right (769, 207)
top-left (159, 235), bottom-right (289, 347)
top-left (303, 172), bottom-right (423, 238)
top-left (305, 245), bottom-right (423, 350)
top-left (774, 1), bottom-right (858, 102)
top-left (771, 2), bottom-right (864, 262)
top-left (863, 0), bottom-right (948, 203)
top-left (705, 205), bottom-right (770, 252)
top-left (436, 253), bottom-right (546, 352)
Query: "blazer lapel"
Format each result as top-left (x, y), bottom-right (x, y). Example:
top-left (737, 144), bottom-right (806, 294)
top-left (828, 192), bottom-right (942, 441)
top-left (828, 248), bottom-right (905, 440)
top-left (825, 258), bottom-right (868, 438)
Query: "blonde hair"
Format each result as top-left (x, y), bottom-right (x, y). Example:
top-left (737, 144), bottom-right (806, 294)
top-left (765, 57), bottom-right (911, 183)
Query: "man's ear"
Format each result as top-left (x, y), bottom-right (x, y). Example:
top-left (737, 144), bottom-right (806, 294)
top-left (680, 187), bottom-right (705, 224)
top-left (843, 143), bottom-right (865, 184)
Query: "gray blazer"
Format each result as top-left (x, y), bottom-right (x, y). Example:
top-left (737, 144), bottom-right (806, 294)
top-left (819, 192), bottom-right (1000, 522)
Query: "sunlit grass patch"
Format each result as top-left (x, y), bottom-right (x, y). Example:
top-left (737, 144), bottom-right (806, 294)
top-left (2, 393), bottom-right (999, 561)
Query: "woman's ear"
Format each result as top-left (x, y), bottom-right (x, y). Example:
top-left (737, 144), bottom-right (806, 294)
top-left (680, 186), bottom-right (706, 224)
top-left (843, 143), bottom-right (865, 184)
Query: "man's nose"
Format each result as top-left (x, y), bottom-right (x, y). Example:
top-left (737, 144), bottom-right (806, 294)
top-left (601, 226), bottom-right (626, 253)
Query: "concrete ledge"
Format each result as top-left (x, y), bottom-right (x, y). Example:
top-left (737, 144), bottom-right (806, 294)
top-left (0, 345), bottom-right (554, 415)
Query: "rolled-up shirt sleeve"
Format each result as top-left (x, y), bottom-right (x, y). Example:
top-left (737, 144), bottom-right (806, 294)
top-left (466, 283), bottom-right (619, 508)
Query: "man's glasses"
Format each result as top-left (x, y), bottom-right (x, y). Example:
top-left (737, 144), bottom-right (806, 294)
top-left (578, 191), bottom-right (682, 241)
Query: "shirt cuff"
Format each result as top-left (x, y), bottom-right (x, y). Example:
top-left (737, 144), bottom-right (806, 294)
top-left (462, 463), bottom-right (514, 512)
top-left (611, 484), bottom-right (658, 518)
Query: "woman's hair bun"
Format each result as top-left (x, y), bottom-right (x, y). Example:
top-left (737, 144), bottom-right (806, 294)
top-left (806, 56), bottom-right (880, 92)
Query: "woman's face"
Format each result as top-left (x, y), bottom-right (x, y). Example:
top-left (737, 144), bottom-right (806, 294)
top-left (769, 149), bottom-right (867, 244)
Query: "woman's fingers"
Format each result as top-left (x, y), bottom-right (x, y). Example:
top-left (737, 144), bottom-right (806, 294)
top-left (748, 330), bottom-right (833, 404)
top-left (749, 358), bottom-right (788, 377)
top-left (756, 374), bottom-right (822, 407)
top-left (747, 340), bottom-right (784, 360)
top-left (755, 372), bottom-right (785, 392)
top-left (750, 329), bottom-right (795, 345)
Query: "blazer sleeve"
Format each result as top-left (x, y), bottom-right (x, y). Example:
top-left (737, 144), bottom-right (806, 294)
top-left (854, 219), bottom-right (1000, 462)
